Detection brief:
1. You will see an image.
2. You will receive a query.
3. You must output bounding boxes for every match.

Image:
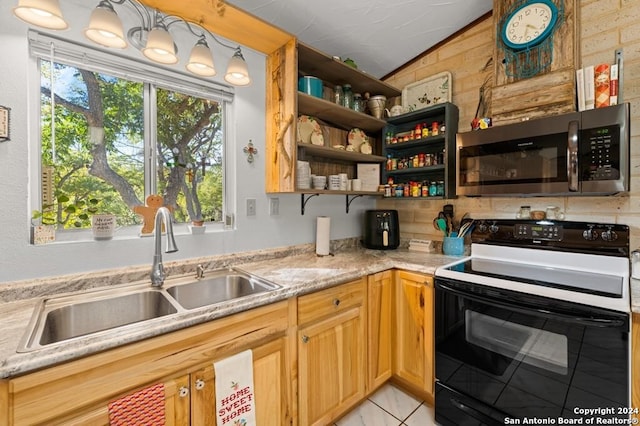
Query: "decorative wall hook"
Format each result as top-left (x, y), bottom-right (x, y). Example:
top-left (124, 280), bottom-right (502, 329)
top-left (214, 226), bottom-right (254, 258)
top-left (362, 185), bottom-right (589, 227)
top-left (243, 140), bottom-right (258, 163)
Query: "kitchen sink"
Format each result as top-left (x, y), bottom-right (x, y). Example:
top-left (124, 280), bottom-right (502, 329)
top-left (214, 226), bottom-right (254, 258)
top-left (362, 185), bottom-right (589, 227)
top-left (165, 269), bottom-right (281, 310)
top-left (18, 268), bottom-right (281, 352)
top-left (19, 288), bottom-right (179, 351)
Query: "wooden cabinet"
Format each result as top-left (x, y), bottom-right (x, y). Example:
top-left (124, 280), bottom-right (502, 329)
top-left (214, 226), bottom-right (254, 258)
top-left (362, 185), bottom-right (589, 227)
top-left (1, 301), bottom-right (291, 426)
top-left (393, 270), bottom-right (435, 402)
top-left (382, 103), bottom-right (459, 199)
top-left (266, 40), bottom-right (401, 195)
top-left (297, 278), bottom-right (366, 425)
top-left (367, 270), bottom-right (393, 392)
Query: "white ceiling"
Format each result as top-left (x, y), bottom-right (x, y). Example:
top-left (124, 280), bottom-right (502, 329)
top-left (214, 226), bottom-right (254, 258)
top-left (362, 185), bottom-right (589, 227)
top-left (227, 0), bottom-right (493, 79)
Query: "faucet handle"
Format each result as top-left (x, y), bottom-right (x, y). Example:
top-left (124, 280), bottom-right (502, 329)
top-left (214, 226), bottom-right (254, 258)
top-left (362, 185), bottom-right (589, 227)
top-left (196, 264), bottom-right (205, 279)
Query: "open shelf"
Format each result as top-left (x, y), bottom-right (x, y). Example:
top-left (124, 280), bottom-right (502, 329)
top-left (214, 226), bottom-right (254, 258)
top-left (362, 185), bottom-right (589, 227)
top-left (298, 93), bottom-right (387, 133)
top-left (297, 143), bottom-right (386, 163)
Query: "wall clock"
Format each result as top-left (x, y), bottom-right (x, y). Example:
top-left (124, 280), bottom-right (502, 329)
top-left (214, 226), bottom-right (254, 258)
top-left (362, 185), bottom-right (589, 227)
top-left (501, 0), bottom-right (559, 51)
top-left (498, 0), bottom-right (564, 79)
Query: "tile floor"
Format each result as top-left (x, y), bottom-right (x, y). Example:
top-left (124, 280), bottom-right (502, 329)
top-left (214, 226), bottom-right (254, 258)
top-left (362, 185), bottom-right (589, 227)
top-left (334, 383), bottom-right (438, 426)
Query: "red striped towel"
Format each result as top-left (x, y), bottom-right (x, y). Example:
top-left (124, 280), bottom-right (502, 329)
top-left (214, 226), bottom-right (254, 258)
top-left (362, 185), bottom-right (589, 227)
top-left (108, 382), bottom-right (165, 426)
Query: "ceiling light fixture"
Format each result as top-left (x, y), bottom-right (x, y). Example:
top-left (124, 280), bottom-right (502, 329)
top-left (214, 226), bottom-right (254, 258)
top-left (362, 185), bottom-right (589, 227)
top-left (12, 0), bottom-right (251, 85)
top-left (13, 0), bottom-right (68, 30)
top-left (224, 48), bottom-right (251, 86)
top-left (186, 37), bottom-right (216, 77)
top-left (83, 0), bottom-right (126, 48)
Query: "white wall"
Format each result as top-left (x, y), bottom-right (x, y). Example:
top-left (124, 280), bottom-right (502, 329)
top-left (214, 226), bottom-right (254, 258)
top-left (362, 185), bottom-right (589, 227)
top-left (0, 1), bottom-right (375, 283)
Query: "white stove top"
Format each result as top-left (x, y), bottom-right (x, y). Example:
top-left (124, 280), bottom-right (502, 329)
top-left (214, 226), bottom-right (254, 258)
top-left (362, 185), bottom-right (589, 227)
top-left (435, 243), bottom-right (630, 313)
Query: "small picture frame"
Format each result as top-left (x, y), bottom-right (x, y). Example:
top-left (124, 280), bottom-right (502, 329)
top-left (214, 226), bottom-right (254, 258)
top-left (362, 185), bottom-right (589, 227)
top-left (0, 106), bottom-right (10, 142)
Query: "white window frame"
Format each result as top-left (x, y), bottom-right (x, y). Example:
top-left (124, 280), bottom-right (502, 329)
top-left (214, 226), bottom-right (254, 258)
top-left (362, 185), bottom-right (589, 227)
top-left (28, 30), bottom-right (236, 241)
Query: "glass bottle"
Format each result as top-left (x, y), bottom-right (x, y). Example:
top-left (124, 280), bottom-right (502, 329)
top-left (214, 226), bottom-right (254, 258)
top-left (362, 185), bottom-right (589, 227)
top-left (342, 84), bottom-right (353, 109)
top-left (334, 85), bottom-right (344, 105)
top-left (353, 93), bottom-right (364, 112)
top-left (429, 181), bottom-right (438, 197)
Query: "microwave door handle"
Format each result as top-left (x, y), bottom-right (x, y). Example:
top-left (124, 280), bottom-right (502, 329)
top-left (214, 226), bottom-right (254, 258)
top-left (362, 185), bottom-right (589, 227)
top-left (567, 120), bottom-right (579, 191)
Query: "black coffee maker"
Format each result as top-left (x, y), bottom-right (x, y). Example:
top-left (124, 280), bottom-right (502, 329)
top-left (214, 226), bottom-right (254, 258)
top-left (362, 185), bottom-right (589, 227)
top-left (362, 210), bottom-right (399, 250)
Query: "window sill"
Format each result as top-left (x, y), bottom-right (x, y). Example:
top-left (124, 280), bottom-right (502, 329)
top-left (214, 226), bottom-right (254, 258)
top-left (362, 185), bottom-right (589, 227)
top-left (31, 223), bottom-right (231, 246)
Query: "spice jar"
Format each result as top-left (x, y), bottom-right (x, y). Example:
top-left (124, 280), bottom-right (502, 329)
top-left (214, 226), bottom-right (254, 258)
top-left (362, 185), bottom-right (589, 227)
top-left (429, 181), bottom-right (438, 197)
top-left (414, 124), bottom-right (422, 139)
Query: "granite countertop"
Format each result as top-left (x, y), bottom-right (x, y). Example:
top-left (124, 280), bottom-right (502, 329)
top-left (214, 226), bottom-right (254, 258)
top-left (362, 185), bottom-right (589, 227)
top-left (2, 244), bottom-right (637, 380)
top-left (0, 246), bottom-right (456, 379)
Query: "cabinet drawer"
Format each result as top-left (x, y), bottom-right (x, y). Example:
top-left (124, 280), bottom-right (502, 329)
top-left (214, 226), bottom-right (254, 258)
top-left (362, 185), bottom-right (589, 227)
top-left (297, 278), bottom-right (365, 325)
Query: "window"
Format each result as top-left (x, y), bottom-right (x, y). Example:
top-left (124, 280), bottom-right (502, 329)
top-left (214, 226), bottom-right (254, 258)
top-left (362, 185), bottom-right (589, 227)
top-left (30, 31), bottom-right (233, 235)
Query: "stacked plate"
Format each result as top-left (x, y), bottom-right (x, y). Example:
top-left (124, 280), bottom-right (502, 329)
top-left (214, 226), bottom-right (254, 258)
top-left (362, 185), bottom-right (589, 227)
top-left (297, 161), bottom-right (311, 189)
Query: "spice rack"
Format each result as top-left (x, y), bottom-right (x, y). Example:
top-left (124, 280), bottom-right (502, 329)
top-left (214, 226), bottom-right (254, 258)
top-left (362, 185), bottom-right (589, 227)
top-left (381, 102), bottom-right (459, 199)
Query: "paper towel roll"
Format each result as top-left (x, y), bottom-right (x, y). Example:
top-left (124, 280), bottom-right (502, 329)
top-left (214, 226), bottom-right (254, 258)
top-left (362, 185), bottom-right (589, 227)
top-left (316, 216), bottom-right (331, 256)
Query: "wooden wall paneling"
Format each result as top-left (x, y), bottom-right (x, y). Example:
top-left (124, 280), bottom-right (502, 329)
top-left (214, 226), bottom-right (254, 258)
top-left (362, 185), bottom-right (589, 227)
top-left (266, 39), bottom-right (297, 193)
top-left (492, 0), bottom-right (579, 125)
top-left (140, 0), bottom-right (292, 55)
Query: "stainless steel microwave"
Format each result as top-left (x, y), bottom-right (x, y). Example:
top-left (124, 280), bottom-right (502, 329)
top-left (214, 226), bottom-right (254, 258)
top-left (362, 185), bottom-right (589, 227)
top-left (456, 103), bottom-right (630, 196)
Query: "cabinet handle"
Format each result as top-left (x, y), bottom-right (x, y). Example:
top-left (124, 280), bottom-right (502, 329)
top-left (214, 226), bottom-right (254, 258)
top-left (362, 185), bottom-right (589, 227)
top-left (195, 379), bottom-right (205, 390)
top-left (333, 298), bottom-right (340, 306)
top-left (179, 386), bottom-right (189, 398)
top-left (302, 335), bottom-right (310, 343)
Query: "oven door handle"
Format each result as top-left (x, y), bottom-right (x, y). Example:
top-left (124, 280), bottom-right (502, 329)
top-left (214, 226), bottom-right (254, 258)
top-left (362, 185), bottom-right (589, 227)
top-left (438, 282), bottom-right (627, 328)
top-left (449, 397), bottom-right (502, 426)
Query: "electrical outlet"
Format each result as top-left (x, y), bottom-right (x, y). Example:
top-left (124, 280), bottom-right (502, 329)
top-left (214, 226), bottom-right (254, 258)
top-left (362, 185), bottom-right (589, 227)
top-left (246, 198), bottom-right (256, 216)
top-left (269, 197), bottom-right (279, 216)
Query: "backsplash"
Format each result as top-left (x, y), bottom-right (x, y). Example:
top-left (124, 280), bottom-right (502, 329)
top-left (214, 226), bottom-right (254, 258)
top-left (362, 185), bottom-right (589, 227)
top-left (0, 238), bottom-right (362, 304)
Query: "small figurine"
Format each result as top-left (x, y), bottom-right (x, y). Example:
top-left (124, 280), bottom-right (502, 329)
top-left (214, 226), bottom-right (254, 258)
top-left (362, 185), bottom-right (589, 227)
top-left (133, 194), bottom-right (172, 235)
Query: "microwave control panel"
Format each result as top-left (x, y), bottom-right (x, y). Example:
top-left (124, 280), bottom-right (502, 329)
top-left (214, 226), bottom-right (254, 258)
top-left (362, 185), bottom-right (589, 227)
top-left (582, 125), bottom-right (620, 181)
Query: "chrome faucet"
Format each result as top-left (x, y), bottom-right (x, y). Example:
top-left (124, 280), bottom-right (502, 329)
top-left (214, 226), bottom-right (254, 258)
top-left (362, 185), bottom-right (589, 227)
top-left (150, 207), bottom-right (178, 287)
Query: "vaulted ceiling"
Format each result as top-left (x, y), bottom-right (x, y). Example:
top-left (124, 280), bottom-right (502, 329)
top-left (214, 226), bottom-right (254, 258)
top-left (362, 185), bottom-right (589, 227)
top-left (227, 0), bottom-right (493, 79)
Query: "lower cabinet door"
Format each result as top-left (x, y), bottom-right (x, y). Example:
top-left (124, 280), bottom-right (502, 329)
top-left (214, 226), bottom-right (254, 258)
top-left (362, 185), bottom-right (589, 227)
top-left (394, 270), bottom-right (434, 399)
top-left (298, 306), bottom-right (366, 426)
top-left (188, 337), bottom-right (290, 426)
top-left (368, 270), bottom-right (393, 391)
top-left (251, 337), bottom-right (290, 426)
top-left (165, 375), bottom-right (192, 426)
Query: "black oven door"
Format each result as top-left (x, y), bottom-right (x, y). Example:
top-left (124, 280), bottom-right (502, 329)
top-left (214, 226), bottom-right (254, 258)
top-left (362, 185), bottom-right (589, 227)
top-left (435, 277), bottom-right (629, 426)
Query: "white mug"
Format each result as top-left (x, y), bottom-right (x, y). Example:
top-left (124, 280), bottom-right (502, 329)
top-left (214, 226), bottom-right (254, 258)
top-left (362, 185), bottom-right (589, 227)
top-left (91, 214), bottom-right (117, 240)
top-left (352, 178), bottom-right (362, 191)
top-left (339, 173), bottom-right (348, 190)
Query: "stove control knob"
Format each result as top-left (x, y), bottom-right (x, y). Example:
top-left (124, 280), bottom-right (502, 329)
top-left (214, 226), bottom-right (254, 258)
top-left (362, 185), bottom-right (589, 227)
top-left (477, 222), bottom-right (489, 233)
top-left (489, 223), bottom-right (499, 234)
top-left (582, 228), bottom-right (598, 241)
top-left (601, 229), bottom-right (618, 241)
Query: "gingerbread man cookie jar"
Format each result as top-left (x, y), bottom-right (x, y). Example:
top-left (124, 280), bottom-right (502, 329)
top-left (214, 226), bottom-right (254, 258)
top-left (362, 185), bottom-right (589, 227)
top-left (133, 194), bottom-right (173, 235)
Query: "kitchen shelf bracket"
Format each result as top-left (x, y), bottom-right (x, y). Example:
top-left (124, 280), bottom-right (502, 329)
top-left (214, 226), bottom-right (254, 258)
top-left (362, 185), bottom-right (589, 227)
top-left (345, 194), bottom-right (364, 214)
top-left (300, 193), bottom-right (320, 215)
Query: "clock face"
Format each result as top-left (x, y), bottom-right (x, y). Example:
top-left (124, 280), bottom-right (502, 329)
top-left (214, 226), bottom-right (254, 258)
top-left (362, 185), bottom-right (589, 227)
top-left (502, 1), bottom-right (559, 51)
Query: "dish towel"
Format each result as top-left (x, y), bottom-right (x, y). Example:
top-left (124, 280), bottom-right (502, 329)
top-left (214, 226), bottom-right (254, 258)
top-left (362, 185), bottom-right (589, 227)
top-left (108, 382), bottom-right (165, 426)
top-left (214, 349), bottom-right (257, 426)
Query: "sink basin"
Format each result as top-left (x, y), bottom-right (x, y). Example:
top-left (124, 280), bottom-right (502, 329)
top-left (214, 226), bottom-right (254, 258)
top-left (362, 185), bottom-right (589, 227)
top-left (166, 269), bottom-right (281, 310)
top-left (19, 289), bottom-right (178, 351)
top-left (18, 269), bottom-right (281, 352)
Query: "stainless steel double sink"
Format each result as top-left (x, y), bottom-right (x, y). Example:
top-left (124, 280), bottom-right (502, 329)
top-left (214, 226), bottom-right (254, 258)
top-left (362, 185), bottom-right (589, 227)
top-left (18, 268), bottom-right (281, 352)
